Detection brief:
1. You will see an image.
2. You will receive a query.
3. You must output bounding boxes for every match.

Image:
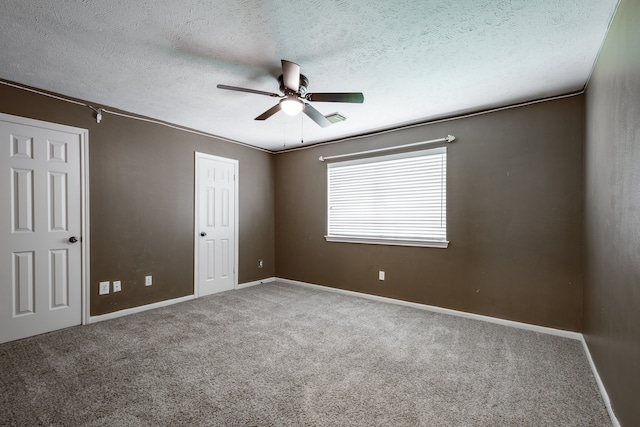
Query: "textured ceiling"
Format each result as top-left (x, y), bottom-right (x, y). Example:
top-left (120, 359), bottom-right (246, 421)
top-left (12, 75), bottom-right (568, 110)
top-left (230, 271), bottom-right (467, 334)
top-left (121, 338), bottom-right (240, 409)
top-left (0, 0), bottom-right (618, 151)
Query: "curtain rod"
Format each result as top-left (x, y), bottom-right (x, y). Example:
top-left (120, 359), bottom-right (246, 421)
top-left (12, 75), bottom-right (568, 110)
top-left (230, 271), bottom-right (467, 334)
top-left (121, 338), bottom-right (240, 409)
top-left (319, 135), bottom-right (455, 162)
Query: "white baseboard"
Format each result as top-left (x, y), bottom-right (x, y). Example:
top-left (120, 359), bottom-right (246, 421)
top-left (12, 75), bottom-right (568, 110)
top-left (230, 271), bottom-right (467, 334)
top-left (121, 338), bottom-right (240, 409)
top-left (276, 278), bottom-right (582, 340)
top-left (580, 336), bottom-right (621, 427)
top-left (87, 295), bottom-right (195, 324)
top-left (88, 277), bottom-right (277, 323)
top-left (276, 278), bottom-right (624, 425)
top-left (85, 276), bottom-right (618, 427)
top-left (237, 277), bottom-right (276, 290)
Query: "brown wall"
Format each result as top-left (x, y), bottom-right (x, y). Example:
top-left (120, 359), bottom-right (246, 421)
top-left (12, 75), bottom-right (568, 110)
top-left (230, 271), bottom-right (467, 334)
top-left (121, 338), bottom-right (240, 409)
top-left (584, 0), bottom-right (640, 424)
top-left (275, 96), bottom-right (585, 331)
top-left (0, 83), bottom-right (276, 316)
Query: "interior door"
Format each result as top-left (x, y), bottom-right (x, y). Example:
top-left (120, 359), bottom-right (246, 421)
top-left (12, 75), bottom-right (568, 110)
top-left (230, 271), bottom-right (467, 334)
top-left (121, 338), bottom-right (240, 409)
top-left (195, 153), bottom-right (237, 297)
top-left (0, 114), bottom-right (84, 344)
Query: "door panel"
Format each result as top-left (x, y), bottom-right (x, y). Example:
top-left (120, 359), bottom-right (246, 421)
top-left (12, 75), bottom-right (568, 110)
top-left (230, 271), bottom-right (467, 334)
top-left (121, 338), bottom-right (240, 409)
top-left (1, 116), bottom-right (84, 344)
top-left (195, 153), bottom-right (237, 297)
top-left (13, 251), bottom-right (35, 315)
top-left (12, 168), bottom-right (34, 232)
top-left (50, 248), bottom-right (69, 308)
top-left (49, 171), bottom-right (68, 231)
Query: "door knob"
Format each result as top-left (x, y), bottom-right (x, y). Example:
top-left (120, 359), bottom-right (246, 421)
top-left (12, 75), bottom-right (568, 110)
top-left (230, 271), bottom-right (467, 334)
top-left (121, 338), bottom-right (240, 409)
top-left (200, 232), bottom-right (207, 237)
top-left (68, 236), bottom-right (78, 243)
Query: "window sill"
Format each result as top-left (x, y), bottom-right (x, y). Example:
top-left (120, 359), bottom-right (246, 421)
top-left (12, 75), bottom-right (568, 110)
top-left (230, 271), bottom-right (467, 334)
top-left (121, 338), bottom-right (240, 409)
top-left (325, 236), bottom-right (449, 248)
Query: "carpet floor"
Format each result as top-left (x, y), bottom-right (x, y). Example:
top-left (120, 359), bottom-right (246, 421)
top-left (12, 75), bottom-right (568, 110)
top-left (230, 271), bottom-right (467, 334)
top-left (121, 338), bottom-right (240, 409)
top-left (0, 281), bottom-right (611, 426)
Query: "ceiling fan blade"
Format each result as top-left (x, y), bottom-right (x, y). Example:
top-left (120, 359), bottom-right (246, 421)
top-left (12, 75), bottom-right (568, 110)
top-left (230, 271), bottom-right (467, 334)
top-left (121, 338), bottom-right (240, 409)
top-left (281, 60), bottom-right (301, 92)
top-left (306, 92), bottom-right (364, 103)
top-left (303, 103), bottom-right (332, 128)
top-left (255, 103), bottom-right (282, 121)
top-left (217, 84), bottom-right (281, 98)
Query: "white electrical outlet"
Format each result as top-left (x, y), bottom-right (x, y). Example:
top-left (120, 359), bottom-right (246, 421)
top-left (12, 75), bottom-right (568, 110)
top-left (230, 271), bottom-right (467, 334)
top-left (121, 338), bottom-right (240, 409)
top-left (113, 281), bottom-right (122, 292)
top-left (145, 275), bottom-right (152, 286)
top-left (379, 271), bottom-right (385, 281)
top-left (99, 281), bottom-right (110, 295)
top-left (258, 259), bottom-right (264, 268)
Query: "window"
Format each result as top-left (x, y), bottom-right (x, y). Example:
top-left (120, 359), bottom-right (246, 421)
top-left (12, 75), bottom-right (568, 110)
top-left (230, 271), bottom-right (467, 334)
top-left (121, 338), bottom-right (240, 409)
top-left (326, 147), bottom-right (447, 248)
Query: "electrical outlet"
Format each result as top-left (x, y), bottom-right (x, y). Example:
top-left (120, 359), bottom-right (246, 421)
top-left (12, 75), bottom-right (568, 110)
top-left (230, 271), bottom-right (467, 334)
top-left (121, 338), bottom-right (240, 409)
top-left (113, 281), bottom-right (121, 292)
top-left (99, 281), bottom-right (110, 295)
top-left (145, 275), bottom-right (152, 286)
top-left (379, 271), bottom-right (385, 281)
top-left (258, 259), bottom-right (264, 268)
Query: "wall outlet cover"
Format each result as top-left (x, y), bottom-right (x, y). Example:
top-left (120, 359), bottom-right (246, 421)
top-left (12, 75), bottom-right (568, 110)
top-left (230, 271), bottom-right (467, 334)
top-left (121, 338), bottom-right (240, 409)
top-left (145, 275), bottom-right (152, 286)
top-left (113, 281), bottom-right (121, 292)
top-left (379, 271), bottom-right (385, 280)
top-left (99, 281), bottom-right (110, 295)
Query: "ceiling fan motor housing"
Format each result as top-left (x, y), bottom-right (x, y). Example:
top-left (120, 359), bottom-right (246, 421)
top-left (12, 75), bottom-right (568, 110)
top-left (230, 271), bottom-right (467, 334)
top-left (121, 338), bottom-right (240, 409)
top-left (279, 74), bottom-right (309, 96)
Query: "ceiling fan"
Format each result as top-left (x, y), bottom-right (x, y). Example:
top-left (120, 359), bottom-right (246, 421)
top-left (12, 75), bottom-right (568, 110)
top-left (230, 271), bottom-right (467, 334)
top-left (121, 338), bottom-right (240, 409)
top-left (217, 60), bottom-right (364, 128)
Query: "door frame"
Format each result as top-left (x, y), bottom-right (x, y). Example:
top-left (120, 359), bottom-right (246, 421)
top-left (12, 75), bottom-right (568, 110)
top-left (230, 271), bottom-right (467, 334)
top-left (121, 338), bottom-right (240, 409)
top-left (193, 152), bottom-right (238, 297)
top-left (0, 112), bottom-right (90, 326)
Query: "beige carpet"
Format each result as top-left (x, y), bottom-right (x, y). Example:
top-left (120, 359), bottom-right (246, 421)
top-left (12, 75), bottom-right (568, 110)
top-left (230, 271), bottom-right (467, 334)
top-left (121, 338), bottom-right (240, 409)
top-left (0, 281), bottom-right (611, 426)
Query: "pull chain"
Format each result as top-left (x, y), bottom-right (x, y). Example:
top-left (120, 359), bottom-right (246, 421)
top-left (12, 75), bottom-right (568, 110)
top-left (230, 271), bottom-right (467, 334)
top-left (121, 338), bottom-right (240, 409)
top-left (283, 118), bottom-right (287, 149)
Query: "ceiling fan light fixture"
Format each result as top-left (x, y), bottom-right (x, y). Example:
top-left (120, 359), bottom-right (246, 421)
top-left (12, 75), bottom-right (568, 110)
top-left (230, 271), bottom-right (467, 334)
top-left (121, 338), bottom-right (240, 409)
top-left (280, 97), bottom-right (304, 116)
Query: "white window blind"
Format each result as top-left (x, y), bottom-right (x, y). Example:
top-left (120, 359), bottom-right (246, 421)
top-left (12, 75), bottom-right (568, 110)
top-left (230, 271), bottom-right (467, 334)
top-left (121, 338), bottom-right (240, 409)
top-left (326, 147), bottom-right (447, 248)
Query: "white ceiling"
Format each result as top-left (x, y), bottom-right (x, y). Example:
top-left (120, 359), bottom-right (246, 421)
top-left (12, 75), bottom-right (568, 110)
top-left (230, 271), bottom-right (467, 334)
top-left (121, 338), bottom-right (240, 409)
top-left (0, 1), bottom-right (618, 152)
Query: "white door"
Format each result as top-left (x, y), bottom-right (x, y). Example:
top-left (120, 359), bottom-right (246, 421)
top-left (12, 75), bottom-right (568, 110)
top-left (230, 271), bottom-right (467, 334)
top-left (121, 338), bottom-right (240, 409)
top-left (0, 114), bottom-right (85, 344)
top-left (195, 153), bottom-right (237, 297)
